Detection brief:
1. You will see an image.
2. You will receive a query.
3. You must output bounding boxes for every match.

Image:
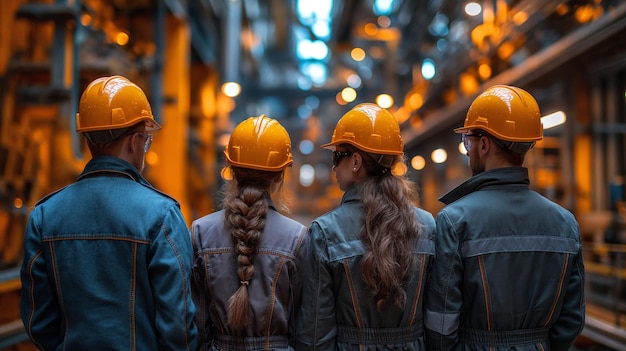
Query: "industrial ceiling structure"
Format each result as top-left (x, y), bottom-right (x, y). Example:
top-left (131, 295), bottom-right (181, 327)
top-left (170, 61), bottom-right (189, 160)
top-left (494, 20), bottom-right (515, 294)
top-left (71, 0), bottom-right (625, 153)
top-left (174, 0), bottom-right (625, 149)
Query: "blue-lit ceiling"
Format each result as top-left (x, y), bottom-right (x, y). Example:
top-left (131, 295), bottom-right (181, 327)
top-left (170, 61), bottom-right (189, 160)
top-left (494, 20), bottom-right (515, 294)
top-left (182, 0), bottom-right (623, 138)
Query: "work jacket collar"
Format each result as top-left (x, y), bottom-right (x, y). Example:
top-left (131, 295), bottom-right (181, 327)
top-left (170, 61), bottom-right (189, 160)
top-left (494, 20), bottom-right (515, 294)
top-left (439, 167), bottom-right (530, 205)
top-left (77, 156), bottom-right (152, 188)
top-left (340, 184), bottom-right (363, 205)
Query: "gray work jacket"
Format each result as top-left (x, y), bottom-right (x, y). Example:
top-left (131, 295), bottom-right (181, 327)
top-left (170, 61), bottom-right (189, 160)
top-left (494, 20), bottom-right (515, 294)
top-left (296, 186), bottom-right (436, 350)
top-left (191, 206), bottom-right (308, 350)
top-left (425, 167), bottom-right (585, 351)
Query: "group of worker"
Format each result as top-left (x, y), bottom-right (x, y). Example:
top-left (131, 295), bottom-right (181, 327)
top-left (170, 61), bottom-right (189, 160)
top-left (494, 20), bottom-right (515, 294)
top-left (18, 75), bottom-right (585, 350)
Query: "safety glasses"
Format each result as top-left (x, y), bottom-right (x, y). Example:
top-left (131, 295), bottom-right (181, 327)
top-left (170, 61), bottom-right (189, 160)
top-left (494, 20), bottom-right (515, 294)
top-left (135, 132), bottom-right (153, 152)
top-left (332, 151), bottom-right (353, 167)
top-left (462, 133), bottom-right (483, 151)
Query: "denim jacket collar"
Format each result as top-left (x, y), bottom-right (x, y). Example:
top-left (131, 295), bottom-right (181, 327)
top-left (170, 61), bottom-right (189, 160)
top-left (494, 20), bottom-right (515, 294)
top-left (75, 156), bottom-right (180, 206)
top-left (77, 156), bottom-right (149, 185)
top-left (439, 167), bottom-right (530, 205)
top-left (340, 184), bottom-right (362, 205)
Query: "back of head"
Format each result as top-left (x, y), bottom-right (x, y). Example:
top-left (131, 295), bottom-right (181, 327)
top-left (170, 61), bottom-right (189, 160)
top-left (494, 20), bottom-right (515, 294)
top-left (224, 114), bottom-right (292, 172)
top-left (325, 103), bottom-right (421, 309)
top-left (322, 103), bottom-right (403, 168)
top-left (76, 76), bottom-right (161, 144)
top-left (222, 114), bottom-right (292, 331)
top-left (455, 85), bottom-right (543, 153)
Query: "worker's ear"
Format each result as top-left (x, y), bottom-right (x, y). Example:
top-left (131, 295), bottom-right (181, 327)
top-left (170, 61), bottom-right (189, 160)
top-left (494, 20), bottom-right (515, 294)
top-left (479, 135), bottom-right (490, 155)
top-left (127, 132), bottom-right (142, 154)
top-left (352, 152), bottom-right (362, 172)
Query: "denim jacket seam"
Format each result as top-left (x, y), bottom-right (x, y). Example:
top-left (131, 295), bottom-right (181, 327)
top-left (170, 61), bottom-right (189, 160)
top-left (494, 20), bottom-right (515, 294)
top-left (42, 236), bottom-right (151, 244)
top-left (130, 242), bottom-right (137, 350)
top-left (162, 224), bottom-right (194, 349)
top-left (26, 250), bottom-right (45, 350)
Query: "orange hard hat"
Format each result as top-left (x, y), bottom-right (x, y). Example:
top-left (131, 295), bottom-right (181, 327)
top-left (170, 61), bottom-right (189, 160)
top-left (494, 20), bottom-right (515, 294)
top-left (322, 103), bottom-right (403, 155)
top-left (455, 85), bottom-right (542, 142)
top-left (225, 115), bottom-right (293, 171)
top-left (76, 76), bottom-right (161, 134)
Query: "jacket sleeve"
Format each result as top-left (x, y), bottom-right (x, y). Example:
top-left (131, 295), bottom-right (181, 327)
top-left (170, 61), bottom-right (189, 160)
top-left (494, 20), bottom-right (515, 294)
top-left (549, 234), bottom-right (586, 351)
top-left (148, 205), bottom-right (198, 351)
top-left (424, 210), bottom-right (462, 351)
top-left (190, 223), bottom-right (213, 349)
top-left (296, 222), bottom-right (336, 350)
top-left (20, 208), bottom-right (64, 350)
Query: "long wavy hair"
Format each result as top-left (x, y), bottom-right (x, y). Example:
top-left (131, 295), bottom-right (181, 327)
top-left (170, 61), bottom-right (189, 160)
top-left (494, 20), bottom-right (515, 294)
top-left (344, 144), bottom-right (422, 310)
top-left (221, 166), bottom-right (285, 331)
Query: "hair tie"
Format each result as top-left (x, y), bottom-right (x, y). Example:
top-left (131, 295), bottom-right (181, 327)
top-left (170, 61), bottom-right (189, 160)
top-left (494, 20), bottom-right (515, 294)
top-left (240, 280), bottom-right (249, 286)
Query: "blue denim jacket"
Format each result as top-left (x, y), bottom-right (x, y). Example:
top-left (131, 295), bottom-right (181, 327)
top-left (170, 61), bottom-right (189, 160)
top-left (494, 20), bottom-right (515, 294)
top-left (20, 156), bottom-right (198, 350)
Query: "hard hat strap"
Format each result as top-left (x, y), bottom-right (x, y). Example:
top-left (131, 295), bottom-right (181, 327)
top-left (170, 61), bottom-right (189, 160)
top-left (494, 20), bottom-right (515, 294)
top-left (372, 153), bottom-right (396, 168)
top-left (83, 126), bottom-right (137, 144)
top-left (491, 137), bottom-right (535, 153)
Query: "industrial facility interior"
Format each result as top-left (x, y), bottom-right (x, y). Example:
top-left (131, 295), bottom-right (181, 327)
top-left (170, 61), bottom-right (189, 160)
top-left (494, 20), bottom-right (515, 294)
top-left (0, 0), bottom-right (625, 349)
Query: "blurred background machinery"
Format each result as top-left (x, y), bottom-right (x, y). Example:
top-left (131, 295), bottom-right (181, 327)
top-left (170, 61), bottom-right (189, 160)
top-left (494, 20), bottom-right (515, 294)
top-left (0, 0), bottom-right (625, 349)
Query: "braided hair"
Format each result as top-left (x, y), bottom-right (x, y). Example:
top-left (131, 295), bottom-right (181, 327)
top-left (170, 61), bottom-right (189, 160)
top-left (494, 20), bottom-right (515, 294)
top-left (222, 166), bottom-right (284, 330)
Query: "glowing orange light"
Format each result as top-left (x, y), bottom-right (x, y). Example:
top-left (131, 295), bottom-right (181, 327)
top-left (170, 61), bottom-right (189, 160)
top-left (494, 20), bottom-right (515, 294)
top-left (351, 48), bottom-right (366, 61)
top-left (497, 42), bottom-right (515, 60)
top-left (408, 93), bottom-right (423, 109)
top-left (460, 72), bottom-right (479, 96)
top-left (336, 92), bottom-right (347, 105)
top-left (512, 11), bottom-right (528, 25)
top-left (478, 63), bottom-right (492, 80)
top-left (145, 151), bottom-right (159, 166)
top-left (392, 162), bottom-right (407, 176)
top-left (575, 5), bottom-right (595, 23)
top-left (115, 32), bottom-right (129, 46)
top-left (364, 23), bottom-right (378, 36)
top-left (81, 14), bottom-right (92, 26)
top-left (221, 167), bottom-right (233, 180)
top-left (411, 156), bottom-right (425, 170)
top-left (556, 3), bottom-right (569, 16)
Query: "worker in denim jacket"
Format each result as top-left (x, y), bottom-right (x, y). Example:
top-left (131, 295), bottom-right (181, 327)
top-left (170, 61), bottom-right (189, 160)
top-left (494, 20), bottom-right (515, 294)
top-left (20, 76), bottom-right (197, 350)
